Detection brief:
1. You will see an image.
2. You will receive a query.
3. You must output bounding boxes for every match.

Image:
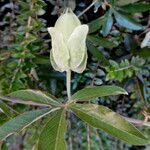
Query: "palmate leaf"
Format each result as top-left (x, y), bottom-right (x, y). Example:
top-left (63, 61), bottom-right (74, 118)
top-left (71, 85), bottom-right (127, 101)
top-left (38, 108), bottom-right (67, 150)
top-left (70, 104), bottom-right (148, 145)
top-left (0, 108), bottom-right (60, 141)
top-left (8, 89), bottom-right (60, 107)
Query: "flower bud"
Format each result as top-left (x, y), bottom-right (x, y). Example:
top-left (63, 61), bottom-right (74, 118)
top-left (48, 8), bottom-right (89, 73)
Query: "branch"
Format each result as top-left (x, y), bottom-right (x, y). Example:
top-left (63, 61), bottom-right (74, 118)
top-left (78, 1), bottom-right (97, 17)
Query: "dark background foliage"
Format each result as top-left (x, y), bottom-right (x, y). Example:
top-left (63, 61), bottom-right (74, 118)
top-left (0, 0), bottom-right (150, 149)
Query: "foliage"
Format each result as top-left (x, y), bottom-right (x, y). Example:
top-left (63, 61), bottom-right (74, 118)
top-left (105, 56), bottom-right (146, 81)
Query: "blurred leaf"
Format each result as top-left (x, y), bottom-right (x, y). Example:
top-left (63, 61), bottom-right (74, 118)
top-left (87, 43), bottom-right (109, 66)
top-left (105, 57), bottom-right (145, 81)
top-left (0, 100), bottom-right (16, 118)
top-left (132, 47), bottom-right (150, 58)
top-left (87, 35), bottom-right (117, 49)
top-left (0, 51), bottom-right (10, 61)
top-left (34, 56), bottom-right (50, 64)
top-left (71, 85), bottom-right (127, 101)
top-left (113, 10), bottom-right (144, 30)
top-left (8, 89), bottom-right (60, 106)
top-left (0, 114), bottom-right (9, 126)
top-left (102, 9), bottom-right (113, 37)
top-left (38, 109), bottom-right (67, 150)
top-left (70, 103), bottom-right (148, 145)
top-left (88, 17), bottom-right (104, 33)
top-left (0, 108), bottom-right (52, 140)
top-left (121, 3), bottom-right (150, 13)
top-left (116, 0), bottom-right (140, 6)
top-left (141, 31), bottom-right (150, 48)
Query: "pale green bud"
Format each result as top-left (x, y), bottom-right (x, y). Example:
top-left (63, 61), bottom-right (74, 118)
top-left (48, 9), bottom-right (89, 73)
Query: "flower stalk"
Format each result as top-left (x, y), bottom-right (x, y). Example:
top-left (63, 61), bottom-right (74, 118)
top-left (66, 70), bottom-right (71, 100)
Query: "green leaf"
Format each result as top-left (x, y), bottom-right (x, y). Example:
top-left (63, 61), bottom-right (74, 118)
top-left (71, 85), bottom-right (127, 101)
top-left (8, 89), bottom-right (60, 107)
top-left (113, 10), bottom-right (144, 30)
top-left (132, 47), bottom-right (150, 58)
top-left (116, 0), bottom-right (140, 6)
top-left (88, 17), bottom-right (104, 33)
top-left (102, 9), bottom-right (113, 37)
top-left (87, 35), bottom-right (117, 49)
top-left (87, 43), bottom-right (109, 66)
top-left (34, 55), bottom-right (50, 64)
top-left (38, 109), bottom-right (67, 150)
top-left (0, 101), bottom-right (16, 118)
top-left (121, 3), bottom-right (150, 13)
top-left (0, 108), bottom-right (58, 140)
top-left (70, 103), bottom-right (148, 145)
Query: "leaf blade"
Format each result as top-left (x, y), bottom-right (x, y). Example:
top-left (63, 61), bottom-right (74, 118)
top-left (87, 35), bottom-right (117, 49)
top-left (113, 10), bottom-right (144, 30)
top-left (0, 100), bottom-right (16, 118)
top-left (71, 85), bottom-right (127, 101)
top-left (0, 108), bottom-right (57, 141)
top-left (38, 109), bottom-right (67, 150)
top-left (88, 17), bottom-right (104, 33)
top-left (70, 104), bottom-right (148, 145)
top-left (8, 89), bottom-right (60, 106)
top-left (87, 43), bottom-right (109, 66)
top-left (121, 3), bottom-right (150, 13)
top-left (102, 9), bottom-right (113, 37)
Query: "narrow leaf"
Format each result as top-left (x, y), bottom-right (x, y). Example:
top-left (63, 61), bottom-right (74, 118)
top-left (116, 0), bottom-right (140, 6)
top-left (88, 17), bottom-right (104, 33)
top-left (0, 108), bottom-right (59, 140)
top-left (70, 104), bottom-right (148, 145)
top-left (34, 56), bottom-right (50, 64)
top-left (87, 43), bottom-right (109, 66)
top-left (121, 3), bottom-right (150, 13)
top-left (113, 10), bottom-right (144, 30)
top-left (38, 109), bottom-right (67, 150)
top-left (87, 35), bottom-right (116, 49)
top-left (102, 9), bottom-right (113, 37)
top-left (132, 47), bottom-right (150, 58)
top-left (0, 100), bottom-right (16, 118)
top-left (8, 89), bottom-right (60, 106)
top-left (71, 85), bottom-right (127, 101)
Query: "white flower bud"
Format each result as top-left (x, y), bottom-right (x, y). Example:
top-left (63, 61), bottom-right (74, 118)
top-left (48, 8), bottom-right (89, 73)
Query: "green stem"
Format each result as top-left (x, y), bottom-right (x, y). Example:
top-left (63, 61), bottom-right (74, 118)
top-left (66, 70), bottom-right (71, 100)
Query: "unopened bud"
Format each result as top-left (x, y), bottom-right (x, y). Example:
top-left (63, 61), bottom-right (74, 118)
top-left (48, 8), bottom-right (89, 73)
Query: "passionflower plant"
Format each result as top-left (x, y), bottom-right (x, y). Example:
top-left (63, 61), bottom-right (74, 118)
top-left (48, 8), bottom-right (89, 73)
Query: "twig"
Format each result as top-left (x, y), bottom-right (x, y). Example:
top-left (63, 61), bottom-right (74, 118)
top-left (78, 1), bottom-right (97, 17)
top-left (0, 95), bottom-right (50, 107)
top-left (86, 125), bottom-right (91, 150)
top-left (110, 65), bottom-right (133, 73)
